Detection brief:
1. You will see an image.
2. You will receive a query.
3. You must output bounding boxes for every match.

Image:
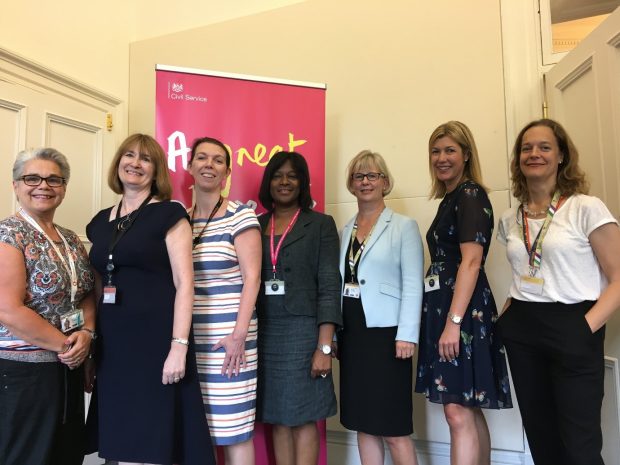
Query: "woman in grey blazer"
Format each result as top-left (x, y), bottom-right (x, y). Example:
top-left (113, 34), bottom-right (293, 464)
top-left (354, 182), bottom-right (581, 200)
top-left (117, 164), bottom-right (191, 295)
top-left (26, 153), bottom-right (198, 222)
top-left (255, 151), bottom-right (342, 465)
top-left (338, 150), bottom-right (424, 465)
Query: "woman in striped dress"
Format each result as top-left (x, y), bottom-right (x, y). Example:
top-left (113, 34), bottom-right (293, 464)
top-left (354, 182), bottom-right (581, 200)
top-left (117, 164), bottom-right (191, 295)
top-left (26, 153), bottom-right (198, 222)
top-left (188, 136), bottom-right (262, 464)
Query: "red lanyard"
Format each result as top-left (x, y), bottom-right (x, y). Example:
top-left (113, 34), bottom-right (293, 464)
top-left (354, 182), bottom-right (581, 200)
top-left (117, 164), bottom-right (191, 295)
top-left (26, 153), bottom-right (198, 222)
top-left (269, 209), bottom-right (301, 278)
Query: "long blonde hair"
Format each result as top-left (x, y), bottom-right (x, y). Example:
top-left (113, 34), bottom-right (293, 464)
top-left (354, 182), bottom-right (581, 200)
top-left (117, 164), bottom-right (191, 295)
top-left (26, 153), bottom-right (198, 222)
top-left (428, 121), bottom-right (487, 199)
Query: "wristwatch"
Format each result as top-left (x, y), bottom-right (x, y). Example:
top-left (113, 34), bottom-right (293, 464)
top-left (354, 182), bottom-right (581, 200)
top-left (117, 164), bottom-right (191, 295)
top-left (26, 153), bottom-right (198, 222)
top-left (448, 312), bottom-right (463, 325)
top-left (317, 344), bottom-right (332, 355)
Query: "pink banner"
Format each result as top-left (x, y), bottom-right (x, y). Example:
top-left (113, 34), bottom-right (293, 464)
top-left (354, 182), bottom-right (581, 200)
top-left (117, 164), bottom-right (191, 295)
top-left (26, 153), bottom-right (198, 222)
top-left (155, 66), bottom-right (328, 465)
top-left (155, 67), bottom-right (325, 214)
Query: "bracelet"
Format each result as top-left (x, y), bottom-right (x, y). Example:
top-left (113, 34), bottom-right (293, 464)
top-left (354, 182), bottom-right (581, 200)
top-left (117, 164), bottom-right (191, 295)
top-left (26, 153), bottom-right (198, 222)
top-left (80, 328), bottom-right (97, 340)
top-left (172, 337), bottom-right (189, 346)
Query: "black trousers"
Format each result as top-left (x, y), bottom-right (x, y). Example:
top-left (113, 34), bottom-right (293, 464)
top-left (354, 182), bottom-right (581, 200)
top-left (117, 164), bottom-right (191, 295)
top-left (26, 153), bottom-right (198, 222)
top-left (498, 299), bottom-right (605, 465)
top-left (0, 359), bottom-right (85, 465)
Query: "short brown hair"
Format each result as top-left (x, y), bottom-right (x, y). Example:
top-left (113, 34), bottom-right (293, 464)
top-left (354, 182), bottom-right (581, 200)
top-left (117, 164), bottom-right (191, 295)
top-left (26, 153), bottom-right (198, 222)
top-left (428, 121), bottom-right (487, 199)
top-left (510, 119), bottom-right (589, 202)
top-left (345, 150), bottom-right (394, 196)
top-left (108, 134), bottom-right (172, 200)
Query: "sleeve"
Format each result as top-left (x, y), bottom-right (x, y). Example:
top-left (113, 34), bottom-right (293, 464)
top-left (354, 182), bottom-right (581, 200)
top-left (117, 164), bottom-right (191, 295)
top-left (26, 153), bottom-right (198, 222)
top-left (578, 195), bottom-right (618, 237)
top-left (0, 219), bottom-right (22, 250)
top-left (160, 201), bottom-right (190, 235)
top-left (315, 214), bottom-right (343, 327)
top-left (455, 184), bottom-right (493, 246)
top-left (231, 203), bottom-right (260, 239)
top-left (395, 217), bottom-right (425, 343)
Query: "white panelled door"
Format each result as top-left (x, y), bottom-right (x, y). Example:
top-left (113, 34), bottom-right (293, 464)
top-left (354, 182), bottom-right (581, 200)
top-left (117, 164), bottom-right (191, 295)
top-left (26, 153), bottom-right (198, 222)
top-left (0, 48), bottom-right (120, 240)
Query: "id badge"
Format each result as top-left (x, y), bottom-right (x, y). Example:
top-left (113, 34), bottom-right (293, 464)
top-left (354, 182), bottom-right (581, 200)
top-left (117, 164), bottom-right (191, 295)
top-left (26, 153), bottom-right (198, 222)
top-left (60, 308), bottom-right (84, 333)
top-left (520, 275), bottom-right (544, 295)
top-left (265, 279), bottom-right (285, 295)
top-left (103, 285), bottom-right (117, 304)
top-left (343, 283), bottom-right (360, 299)
top-left (424, 274), bottom-right (440, 293)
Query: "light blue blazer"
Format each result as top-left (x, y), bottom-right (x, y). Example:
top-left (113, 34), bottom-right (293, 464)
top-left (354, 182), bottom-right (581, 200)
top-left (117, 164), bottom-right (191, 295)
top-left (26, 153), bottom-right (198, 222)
top-left (339, 207), bottom-right (424, 343)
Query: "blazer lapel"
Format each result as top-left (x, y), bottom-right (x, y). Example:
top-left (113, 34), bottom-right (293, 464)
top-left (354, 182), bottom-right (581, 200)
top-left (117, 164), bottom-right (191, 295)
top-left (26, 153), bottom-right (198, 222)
top-left (281, 210), bottom-right (311, 248)
top-left (360, 208), bottom-right (392, 260)
top-left (340, 216), bottom-right (356, 273)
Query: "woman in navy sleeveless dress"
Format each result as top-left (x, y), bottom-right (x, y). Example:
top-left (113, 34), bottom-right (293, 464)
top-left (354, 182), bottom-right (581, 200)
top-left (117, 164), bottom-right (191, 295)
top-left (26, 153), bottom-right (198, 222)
top-left (87, 134), bottom-right (214, 465)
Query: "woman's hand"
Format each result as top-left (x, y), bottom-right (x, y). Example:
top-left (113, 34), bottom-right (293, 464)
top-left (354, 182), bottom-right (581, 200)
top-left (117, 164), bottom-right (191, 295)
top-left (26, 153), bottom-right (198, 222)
top-left (213, 332), bottom-right (246, 378)
top-left (57, 330), bottom-right (92, 369)
top-left (162, 343), bottom-right (187, 385)
top-left (438, 323), bottom-right (461, 361)
top-left (311, 350), bottom-right (332, 378)
top-left (395, 340), bottom-right (416, 359)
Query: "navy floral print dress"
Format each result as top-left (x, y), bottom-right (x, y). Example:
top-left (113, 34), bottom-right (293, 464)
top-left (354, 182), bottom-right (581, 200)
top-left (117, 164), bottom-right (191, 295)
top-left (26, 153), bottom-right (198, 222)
top-left (415, 181), bottom-right (512, 409)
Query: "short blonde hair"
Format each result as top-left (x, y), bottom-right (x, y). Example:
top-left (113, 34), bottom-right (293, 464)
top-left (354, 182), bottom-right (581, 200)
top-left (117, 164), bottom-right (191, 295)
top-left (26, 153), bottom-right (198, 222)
top-left (345, 150), bottom-right (394, 196)
top-left (108, 134), bottom-right (172, 201)
top-left (428, 121), bottom-right (487, 199)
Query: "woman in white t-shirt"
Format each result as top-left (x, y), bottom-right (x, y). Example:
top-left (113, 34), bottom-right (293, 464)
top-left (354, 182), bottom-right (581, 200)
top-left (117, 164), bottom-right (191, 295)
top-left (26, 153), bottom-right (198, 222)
top-left (497, 119), bottom-right (620, 465)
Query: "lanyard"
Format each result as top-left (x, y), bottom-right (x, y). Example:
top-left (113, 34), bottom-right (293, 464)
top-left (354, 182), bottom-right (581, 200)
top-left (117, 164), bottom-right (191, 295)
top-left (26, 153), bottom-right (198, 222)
top-left (191, 196), bottom-right (224, 249)
top-left (519, 191), bottom-right (564, 275)
top-left (269, 209), bottom-right (301, 279)
top-left (19, 208), bottom-right (78, 307)
top-left (105, 195), bottom-right (153, 284)
top-left (348, 212), bottom-right (381, 282)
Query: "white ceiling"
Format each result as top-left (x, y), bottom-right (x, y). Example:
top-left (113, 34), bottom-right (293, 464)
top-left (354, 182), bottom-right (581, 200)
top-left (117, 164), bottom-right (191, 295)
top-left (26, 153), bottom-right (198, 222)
top-left (551, 0), bottom-right (620, 23)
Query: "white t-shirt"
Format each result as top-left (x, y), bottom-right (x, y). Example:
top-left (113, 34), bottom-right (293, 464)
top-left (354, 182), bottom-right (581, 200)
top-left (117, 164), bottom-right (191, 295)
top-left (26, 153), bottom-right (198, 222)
top-left (497, 194), bottom-right (618, 303)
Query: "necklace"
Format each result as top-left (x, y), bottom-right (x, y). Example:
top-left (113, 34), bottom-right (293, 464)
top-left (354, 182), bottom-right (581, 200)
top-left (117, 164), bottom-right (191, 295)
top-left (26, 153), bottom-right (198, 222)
top-left (117, 195), bottom-right (152, 231)
top-left (523, 203), bottom-right (549, 217)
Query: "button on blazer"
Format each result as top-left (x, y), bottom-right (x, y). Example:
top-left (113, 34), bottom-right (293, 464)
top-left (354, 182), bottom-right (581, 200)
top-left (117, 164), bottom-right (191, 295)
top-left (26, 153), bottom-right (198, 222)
top-left (339, 207), bottom-right (424, 343)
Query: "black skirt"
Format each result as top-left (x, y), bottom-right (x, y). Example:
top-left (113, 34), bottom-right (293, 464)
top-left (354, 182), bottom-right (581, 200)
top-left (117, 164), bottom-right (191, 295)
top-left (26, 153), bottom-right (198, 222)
top-left (338, 295), bottom-right (413, 437)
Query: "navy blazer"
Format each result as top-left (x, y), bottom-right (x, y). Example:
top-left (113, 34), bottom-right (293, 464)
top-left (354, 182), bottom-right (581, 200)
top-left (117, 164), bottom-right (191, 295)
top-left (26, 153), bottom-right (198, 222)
top-left (339, 208), bottom-right (424, 343)
top-left (257, 210), bottom-right (342, 326)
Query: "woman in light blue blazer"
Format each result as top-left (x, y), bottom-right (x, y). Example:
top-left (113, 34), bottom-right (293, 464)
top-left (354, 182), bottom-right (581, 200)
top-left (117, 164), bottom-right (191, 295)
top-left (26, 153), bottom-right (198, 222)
top-left (338, 150), bottom-right (424, 465)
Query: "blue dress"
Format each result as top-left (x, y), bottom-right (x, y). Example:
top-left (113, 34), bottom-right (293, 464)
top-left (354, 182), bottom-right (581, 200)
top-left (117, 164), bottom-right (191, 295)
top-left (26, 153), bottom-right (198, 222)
top-left (415, 181), bottom-right (512, 409)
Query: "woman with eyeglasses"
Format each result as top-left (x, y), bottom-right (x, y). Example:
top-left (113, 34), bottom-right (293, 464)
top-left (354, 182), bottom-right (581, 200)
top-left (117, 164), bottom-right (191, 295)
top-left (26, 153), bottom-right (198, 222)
top-left (415, 121), bottom-right (512, 465)
top-left (0, 148), bottom-right (95, 465)
top-left (86, 134), bottom-right (214, 464)
top-left (338, 150), bottom-right (424, 465)
top-left (255, 151), bottom-right (341, 465)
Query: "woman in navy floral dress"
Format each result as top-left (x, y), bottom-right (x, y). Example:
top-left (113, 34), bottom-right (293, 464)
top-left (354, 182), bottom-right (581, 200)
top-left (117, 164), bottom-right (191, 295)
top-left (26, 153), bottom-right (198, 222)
top-left (415, 121), bottom-right (512, 465)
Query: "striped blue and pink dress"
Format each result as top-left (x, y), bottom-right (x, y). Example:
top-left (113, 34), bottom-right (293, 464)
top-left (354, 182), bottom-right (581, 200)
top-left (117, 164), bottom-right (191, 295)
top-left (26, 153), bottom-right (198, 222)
top-left (191, 200), bottom-right (259, 446)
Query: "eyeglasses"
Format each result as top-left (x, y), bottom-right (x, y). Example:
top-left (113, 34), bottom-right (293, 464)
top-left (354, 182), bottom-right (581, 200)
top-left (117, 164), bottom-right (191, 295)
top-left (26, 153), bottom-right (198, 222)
top-left (351, 172), bottom-right (384, 182)
top-left (19, 175), bottom-right (66, 187)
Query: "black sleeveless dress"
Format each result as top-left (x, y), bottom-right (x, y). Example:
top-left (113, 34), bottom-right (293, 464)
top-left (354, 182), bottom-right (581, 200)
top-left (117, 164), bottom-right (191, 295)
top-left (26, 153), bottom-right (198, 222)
top-left (87, 201), bottom-right (215, 464)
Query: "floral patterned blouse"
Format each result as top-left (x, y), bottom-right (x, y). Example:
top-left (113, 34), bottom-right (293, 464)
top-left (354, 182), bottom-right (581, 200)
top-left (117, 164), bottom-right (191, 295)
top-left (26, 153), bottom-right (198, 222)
top-left (0, 215), bottom-right (94, 362)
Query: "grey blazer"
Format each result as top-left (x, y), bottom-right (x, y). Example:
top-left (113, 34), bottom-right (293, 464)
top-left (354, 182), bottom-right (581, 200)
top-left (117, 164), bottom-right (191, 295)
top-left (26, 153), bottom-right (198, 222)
top-left (257, 210), bottom-right (343, 326)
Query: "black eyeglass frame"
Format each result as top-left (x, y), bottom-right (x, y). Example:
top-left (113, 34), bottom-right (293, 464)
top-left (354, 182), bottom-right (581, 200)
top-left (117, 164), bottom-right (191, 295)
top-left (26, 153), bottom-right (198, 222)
top-left (19, 175), bottom-right (67, 187)
top-left (350, 172), bottom-right (385, 182)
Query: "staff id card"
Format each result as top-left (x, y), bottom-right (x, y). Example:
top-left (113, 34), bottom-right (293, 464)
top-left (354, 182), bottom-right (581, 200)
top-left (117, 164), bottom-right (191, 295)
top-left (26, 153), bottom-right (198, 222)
top-left (343, 283), bottom-right (360, 299)
top-left (103, 285), bottom-right (117, 304)
top-left (60, 308), bottom-right (84, 333)
top-left (265, 279), bottom-right (285, 295)
top-left (424, 274), bottom-right (440, 293)
top-left (520, 275), bottom-right (544, 295)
